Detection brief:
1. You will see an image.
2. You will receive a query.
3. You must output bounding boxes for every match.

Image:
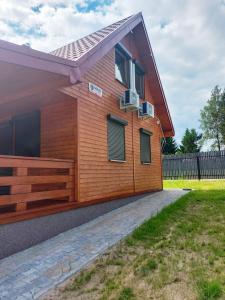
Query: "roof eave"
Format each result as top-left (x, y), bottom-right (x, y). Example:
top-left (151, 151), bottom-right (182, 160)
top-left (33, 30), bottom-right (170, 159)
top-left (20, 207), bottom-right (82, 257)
top-left (77, 13), bottom-right (143, 74)
top-left (75, 12), bottom-right (174, 136)
top-left (140, 18), bottom-right (175, 136)
top-left (0, 39), bottom-right (82, 84)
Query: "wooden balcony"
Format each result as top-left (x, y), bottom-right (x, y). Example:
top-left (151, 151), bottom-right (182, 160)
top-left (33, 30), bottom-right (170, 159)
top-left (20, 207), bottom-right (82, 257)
top-left (0, 155), bottom-right (75, 224)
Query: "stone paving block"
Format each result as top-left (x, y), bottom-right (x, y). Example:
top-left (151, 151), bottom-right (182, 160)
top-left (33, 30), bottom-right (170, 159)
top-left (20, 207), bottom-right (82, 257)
top-left (0, 190), bottom-right (187, 299)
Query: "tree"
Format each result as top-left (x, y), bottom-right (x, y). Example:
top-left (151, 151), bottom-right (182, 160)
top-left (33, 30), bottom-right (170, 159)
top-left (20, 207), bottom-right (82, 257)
top-left (162, 137), bottom-right (178, 155)
top-left (179, 128), bottom-right (202, 153)
top-left (219, 89), bottom-right (225, 146)
top-left (200, 86), bottom-right (225, 151)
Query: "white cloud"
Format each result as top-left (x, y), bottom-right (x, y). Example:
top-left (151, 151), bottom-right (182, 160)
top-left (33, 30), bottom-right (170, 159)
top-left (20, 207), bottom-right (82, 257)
top-left (0, 0), bottom-right (225, 148)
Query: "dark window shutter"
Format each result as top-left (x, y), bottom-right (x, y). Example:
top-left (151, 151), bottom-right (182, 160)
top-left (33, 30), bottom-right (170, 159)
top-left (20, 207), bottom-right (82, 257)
top-left (107, 115), bottom-right (127, 161)
top-left (140, 129), bottom-right (152, 163)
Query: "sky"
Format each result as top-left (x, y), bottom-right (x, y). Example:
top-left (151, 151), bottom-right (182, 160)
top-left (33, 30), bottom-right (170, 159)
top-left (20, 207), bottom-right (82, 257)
top-left (0, 0), bottom-right (225, 147)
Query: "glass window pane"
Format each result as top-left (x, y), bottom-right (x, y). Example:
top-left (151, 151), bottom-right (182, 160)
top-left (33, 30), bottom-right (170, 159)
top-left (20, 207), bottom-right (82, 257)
top-left (115, 49), bottom-right (129, 85)
top-left (135, 67), bottom-right (144, 98)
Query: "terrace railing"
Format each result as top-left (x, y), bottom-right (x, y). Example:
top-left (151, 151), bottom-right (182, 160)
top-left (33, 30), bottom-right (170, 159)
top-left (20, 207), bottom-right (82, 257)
top-left (0, 155), bottom-right (74, 218)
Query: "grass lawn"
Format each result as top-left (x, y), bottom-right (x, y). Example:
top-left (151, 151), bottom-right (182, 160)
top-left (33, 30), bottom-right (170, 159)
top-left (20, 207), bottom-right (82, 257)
top-left (164, 179), bottom-right (225, 190)
top-left (44, 183), bottom-right (225, 300)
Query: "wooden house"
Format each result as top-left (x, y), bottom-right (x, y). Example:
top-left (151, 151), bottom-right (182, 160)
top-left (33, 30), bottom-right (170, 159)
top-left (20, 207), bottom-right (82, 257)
top-left (0, 13), bottom-right (174, 224)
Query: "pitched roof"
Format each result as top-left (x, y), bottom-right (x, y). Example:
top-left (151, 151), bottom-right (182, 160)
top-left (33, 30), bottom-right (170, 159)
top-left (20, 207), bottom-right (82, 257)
top-left (50, 12), bottom-right (174, 136)
top-left (0, 12), bottom-right (174, 136)
top-left (51, 15), bottom-right (134, 62)
top-left (50, 13), bottom-right (143, 81)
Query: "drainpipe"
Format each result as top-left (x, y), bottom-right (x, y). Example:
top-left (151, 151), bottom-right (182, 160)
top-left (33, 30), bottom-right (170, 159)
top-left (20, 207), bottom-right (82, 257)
top-left (132, 111), bottom-right (136, 193)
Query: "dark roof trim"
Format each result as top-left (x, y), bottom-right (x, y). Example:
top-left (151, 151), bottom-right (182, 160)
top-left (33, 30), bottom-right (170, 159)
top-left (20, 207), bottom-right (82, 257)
top-left (140, 128), bottom-right (153, 136)
top-left (0, 14), bottom-right (142, 85)
top-left (79, 13), bottom-right (143, 74)
top-left (0, 13), bottom-right (174, 136)
top-left (76, 13), bottom-right (174, 136)
top-left (140, 20), bottom-right (175, 136)
top-left (107, 114), bottom-right (128, 126)
top-left (0, 39), bottom-right (81, 84)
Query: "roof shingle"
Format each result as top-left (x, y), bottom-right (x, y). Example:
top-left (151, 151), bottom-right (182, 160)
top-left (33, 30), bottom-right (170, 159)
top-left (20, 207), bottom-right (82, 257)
top-left (50, 15), bottom-right (134, 62)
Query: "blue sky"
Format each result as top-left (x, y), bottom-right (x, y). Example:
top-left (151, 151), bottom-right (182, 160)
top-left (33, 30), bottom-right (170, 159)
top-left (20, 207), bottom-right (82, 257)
top-left (0, 0), bottom-right (225, 148)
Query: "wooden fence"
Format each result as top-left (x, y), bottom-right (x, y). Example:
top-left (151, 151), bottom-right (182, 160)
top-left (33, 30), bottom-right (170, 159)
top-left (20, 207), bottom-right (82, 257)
top-left (0, 155), bottom-right (74, 216)
top-left (163, 150), bottom-right (225, 180)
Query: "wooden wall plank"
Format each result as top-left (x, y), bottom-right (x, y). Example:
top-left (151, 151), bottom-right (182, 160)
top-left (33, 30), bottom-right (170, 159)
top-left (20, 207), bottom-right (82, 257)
top-left (62, 32), bottom-right (164, 202)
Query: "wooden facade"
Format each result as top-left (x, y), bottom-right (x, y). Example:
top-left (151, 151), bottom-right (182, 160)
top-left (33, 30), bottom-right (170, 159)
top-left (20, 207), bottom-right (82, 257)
top-left (64, 34), bottom-right (164, 202)
top-left (0, 13), bottom-right (174, 224)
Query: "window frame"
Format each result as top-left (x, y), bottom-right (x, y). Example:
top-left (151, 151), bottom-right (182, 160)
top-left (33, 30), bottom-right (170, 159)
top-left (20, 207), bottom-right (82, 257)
top-left (115, 44), bottom-right (131, 87)
top-left (107, 114), bottom-right (128, 163)
top-left (135, 63), bottom-right (145, 99)
top-left (140, 128), bottom-right (152, 164)
top-left (0, 111), bottom-right (40, 157)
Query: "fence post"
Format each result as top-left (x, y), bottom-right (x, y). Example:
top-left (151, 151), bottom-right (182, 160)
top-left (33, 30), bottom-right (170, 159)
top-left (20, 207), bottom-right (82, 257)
top-left (196, 155), bottom-right (201, 180)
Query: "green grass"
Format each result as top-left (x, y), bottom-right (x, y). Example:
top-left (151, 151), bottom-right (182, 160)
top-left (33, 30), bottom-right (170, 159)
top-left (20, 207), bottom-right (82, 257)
top-left (126, 190), bottom-right (194, 246)
top-left (163, 179), bottom-right (225, 190)
top-left (198, 280), bottom-right (223, 300)
top-left (52, 181), bottom-right (225, 300)
top-left (117, 287), bottom-right (135, 300)
top-left (65, 270), bottom-right (95, 291)
top-left (138, 259), bottom-right (158, 276)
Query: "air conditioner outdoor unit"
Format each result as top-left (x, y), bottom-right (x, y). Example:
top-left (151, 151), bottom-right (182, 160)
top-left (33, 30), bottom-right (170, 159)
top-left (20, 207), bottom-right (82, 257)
top-left (139, 101), bottom-right (154, 118)
top-left (120, 89), bottom-right (140, 111)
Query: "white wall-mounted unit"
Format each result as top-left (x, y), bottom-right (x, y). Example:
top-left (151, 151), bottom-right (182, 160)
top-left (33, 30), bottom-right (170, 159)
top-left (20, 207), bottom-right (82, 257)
top-left (120, 89), bottom-right (140, 111)
top-left (139, 101), bottom-right (154, 118)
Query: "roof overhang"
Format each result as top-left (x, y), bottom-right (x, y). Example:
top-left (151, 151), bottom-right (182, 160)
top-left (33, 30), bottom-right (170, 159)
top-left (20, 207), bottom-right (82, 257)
top-left (0, 39), bottom-right (82, 116)
top-left (0, 39), bottom-right (82, 84)
top-left (0, 13), bottom-right (174, 136)
top-left (140, 20), bottom-right (175, 137)
top-left (72, 12), bottom-right (174, 136)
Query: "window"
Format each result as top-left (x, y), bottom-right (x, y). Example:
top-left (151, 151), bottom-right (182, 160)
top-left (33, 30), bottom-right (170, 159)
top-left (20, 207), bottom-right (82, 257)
top-left (0, 121), bottom-right (13, 195)
top-left (0, 111), bottom-right (40, 195)
top-left (0, 121), bottom-right (13, 155)
top-left (115, 46), bottom-right (130, 86)
top-left (107, 114), bottom-right (128, 161)
top-left (140, 128), bottom-right (152, 164)
top-left (0, 111), bottom-right (40, 157)
top-left (135, 64), bottom-right (145, 98)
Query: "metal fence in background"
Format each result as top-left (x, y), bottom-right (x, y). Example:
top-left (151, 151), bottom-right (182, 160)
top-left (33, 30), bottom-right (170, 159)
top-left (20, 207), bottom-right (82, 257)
top-left (163, 150), bottom-right (225, 180)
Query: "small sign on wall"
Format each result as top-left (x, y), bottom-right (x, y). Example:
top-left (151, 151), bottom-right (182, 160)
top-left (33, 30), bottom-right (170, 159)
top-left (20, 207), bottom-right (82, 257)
top-left (89, 82), bottom-right (103, 97)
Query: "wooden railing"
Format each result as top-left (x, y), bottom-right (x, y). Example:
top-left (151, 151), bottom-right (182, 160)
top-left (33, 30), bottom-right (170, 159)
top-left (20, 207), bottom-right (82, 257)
top-left (0, 155), bottom-right (74, 215)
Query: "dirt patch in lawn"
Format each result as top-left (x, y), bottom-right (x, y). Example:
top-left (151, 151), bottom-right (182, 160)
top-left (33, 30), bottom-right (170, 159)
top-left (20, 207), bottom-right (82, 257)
top-left (43, 190), bottom-right (225, 300)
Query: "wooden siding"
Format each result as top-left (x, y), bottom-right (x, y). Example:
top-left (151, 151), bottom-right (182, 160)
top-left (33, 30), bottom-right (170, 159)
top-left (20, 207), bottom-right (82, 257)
top-left (62, 33), bottom-right (163, 202)
top-left (0, 94), bottom-right (76, 162)
top-left (0, 31), bottom-right (165, 214)
top-left (41, 99), bottom-right (76, 160)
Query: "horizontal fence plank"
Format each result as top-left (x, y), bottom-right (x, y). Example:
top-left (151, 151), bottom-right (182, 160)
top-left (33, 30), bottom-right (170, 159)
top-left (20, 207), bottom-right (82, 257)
top-left (0, 175), bottom-right (72, 186)
top-left (0, 189), bottom-right (72, 206)
top-left (0, 155), bottom-right (75, 219)
top-left (163, 150), bottom-right (225, 180)
top-left (0, 155), bottom-right (74, 169)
